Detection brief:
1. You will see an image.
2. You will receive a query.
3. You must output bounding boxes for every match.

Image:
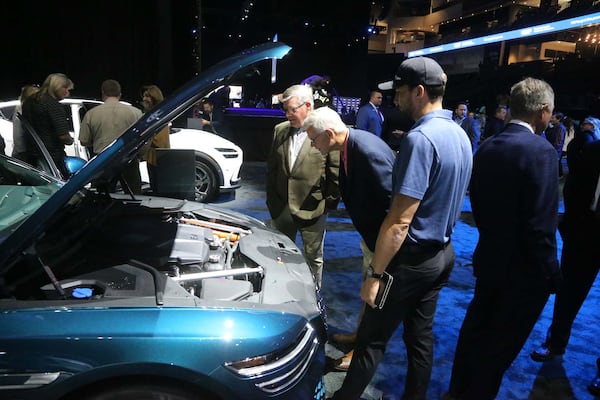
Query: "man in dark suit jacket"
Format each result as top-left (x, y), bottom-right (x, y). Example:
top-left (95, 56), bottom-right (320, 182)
top-left (200, 98), bottom-right (224, 134)
top-left (454, 101), bottom-right (481, 153)
top-left (303, 106), bottom-right (395, 251)
top-left (302, 106), bottom-right (397, 370)
top-left (446, 77), bottom-right (561, 400)
top-left (355, 90), bottom-right (384, 137)
top-left (480, 105), bottom-right (507, 142)
top-left (530, 124), bottom-right (600, 373)
top-left (266, 84), bottom-right (340, 287)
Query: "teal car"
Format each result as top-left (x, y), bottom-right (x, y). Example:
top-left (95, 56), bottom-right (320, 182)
top-left (0, 43), bottom-right (327, 400)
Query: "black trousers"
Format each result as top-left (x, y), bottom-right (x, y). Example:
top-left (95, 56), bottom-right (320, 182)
top-left (448, 273), bottom-right (549, 400)
top-left (332, 243), bottom-right (455, 400)
top-left (545, 238), bottom-right (600, 352)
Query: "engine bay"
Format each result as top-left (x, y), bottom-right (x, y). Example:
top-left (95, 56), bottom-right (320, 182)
top-left (36, 211), bottom-right (265, 304)
top-left (164, 213), bottom-right (264, 301)
top-left (2, 191), bottom-right (315, 309)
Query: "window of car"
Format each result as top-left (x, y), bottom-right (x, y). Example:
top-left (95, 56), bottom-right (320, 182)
top-left (0, 157), bottom-right (61, 233)
top-left (62, 104), bottom-right (75, 132)
top-left (0, 105), bottom-right (16, 121)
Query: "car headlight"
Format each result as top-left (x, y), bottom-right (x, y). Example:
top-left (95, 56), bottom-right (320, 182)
top-left (224, 323), bottom-right (319, 395)
top-left (215, 148), bottom-right (240, 159)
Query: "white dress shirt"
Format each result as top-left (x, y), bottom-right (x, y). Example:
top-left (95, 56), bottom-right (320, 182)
top-left (289, 128), bottom-right (307, 170)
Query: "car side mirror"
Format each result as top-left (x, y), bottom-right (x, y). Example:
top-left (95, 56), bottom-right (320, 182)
top-left (65, 156), bottom-right (86, 175)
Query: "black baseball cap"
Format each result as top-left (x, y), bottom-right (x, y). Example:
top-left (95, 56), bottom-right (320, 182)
top-left (378, 56), bottom-right (447, 90)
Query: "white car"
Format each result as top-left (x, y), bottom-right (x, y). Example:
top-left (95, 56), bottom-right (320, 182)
top-left (0, 98), bottom-right (243, 202)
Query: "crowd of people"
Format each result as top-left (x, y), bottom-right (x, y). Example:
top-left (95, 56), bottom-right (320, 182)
top-left (265, 57), bottom-right (600, 400)
top-left (9, 74), bottom-right (171, 191)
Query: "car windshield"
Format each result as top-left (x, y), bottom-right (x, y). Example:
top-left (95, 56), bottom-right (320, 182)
top-left (0, 157), bottom-right (61, 235)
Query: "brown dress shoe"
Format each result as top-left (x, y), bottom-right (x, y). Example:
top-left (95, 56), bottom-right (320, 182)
top-left (331, 332), bottom-right (357, 345)
top-left (334, 350), bottom-right (353, 371)
top-left (530, 346), bottom-right (564, 362)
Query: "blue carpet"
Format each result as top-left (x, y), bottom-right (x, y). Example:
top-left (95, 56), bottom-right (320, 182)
top-left (221, 162), bottom-right (599, 400)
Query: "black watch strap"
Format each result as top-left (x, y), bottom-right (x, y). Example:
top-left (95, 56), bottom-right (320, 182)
top-left (367, 265), bottom-right (383, 279)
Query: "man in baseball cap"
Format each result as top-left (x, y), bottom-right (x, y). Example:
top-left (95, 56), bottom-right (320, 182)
top-left (329, 57), bottom-right (472, 399)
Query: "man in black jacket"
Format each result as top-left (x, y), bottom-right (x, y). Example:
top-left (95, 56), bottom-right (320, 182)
top-left (530, 120), bottom-right (600, 363)
top-left (302, 105), bottom-right (396, 371)
top-left (454, 101), bottom-right (481, 153)
top-left (447, 78), bottom-right (561, 400)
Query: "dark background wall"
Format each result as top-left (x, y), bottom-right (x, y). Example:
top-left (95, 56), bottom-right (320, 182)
top-left (200, 0), bottom-right (373, 99)
top-left (6, 0), bottom-right (595, 118)
top-left (1, 1), bottom-right (198, 102)
top-left (1, 0), bottom-right (374, 104)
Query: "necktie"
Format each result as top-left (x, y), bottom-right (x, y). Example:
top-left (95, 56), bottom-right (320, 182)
top-left (592, 172), bottom-right (600, 213)
top-left (341, 151), bottom-right (348, 174)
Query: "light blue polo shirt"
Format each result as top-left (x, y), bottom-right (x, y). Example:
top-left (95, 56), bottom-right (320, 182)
top-left (393, 109), bottom-right (472, 245)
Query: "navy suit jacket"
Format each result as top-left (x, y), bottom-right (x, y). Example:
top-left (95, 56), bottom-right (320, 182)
top-left (458, 116), bottom-right (481, 153)
top-left (355, 103), bottom-right (383, 137)
top-left (470, 122), bottom-right (559, 286)
top-left (341, 128), bottom-right (396, 251)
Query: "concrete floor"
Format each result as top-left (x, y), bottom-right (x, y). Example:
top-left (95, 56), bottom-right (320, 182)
top-left (218, 161), bottom-right (600, 400)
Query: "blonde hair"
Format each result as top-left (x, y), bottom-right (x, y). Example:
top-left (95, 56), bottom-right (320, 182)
top-left (37, 73), bottom-right (73, 100)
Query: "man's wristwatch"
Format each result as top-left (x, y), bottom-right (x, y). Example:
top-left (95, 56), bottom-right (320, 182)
top-left (366, 265), bottom-right (383, 279)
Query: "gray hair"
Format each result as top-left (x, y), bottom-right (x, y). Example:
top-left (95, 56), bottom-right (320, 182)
top-left (509, 77), bottom-right (554, 120)
top-left (281, 84), bottom-right (314, 107)
top-left (302, 106), bottom-right (347, 133)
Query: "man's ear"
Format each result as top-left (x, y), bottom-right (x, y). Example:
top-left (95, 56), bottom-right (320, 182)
top-left (325, 128), bottom-right (335, 140)
top-left (414, 85), bottom-right (425, 98)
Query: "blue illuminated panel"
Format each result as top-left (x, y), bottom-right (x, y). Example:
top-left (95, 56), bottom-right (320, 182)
top-left (408, 12), bottom-right (600, 58)
top-left (333, 97), bottom-right (361, 114)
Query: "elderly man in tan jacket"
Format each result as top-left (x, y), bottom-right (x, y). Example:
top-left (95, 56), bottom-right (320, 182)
top-left (266, 84), bottom-right (340, 287)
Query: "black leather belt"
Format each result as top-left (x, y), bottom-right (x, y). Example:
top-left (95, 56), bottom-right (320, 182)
top-left (399, 240), bottom-right (449, 254)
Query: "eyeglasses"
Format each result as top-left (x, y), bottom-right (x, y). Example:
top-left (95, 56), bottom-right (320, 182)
top-left (282, 103), bottom-right (306, 114)
top-left (309, 130), bottom-right (327, 144)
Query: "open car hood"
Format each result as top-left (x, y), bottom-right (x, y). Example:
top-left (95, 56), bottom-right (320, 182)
top-left (0, 42), bottom-right (292, 273)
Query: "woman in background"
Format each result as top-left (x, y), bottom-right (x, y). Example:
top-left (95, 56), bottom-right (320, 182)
top-left (140, 85), bottom-right (170, 192)
top-left (12, 84), bottom-right (40, 163)
top-left (22, 73), bottom-right (74, 179)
